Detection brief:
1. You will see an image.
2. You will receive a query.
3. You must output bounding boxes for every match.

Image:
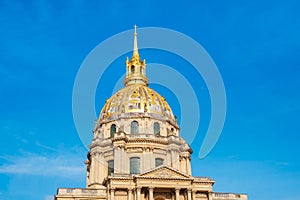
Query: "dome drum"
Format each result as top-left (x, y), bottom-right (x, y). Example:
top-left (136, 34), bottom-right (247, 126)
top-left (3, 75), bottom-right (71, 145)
top-left (94, 116), bottom-right (179, 140)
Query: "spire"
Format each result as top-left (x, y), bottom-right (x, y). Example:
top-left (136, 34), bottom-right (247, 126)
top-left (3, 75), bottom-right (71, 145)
top-left (124, 25), bottom-right (148, 87)
top-left (133, 25), bottom-right (139, 57)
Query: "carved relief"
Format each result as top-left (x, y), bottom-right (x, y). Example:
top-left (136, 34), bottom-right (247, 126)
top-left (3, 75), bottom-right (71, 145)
top-left (139, 166), bottom-right (190, 179)
top-left (153, 149), bottom-right (167, 155)
top-left (127, 147), bottom-right (143, 153)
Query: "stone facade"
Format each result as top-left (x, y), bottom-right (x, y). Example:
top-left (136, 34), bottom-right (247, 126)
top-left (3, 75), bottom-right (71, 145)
top-left (55, 26), bottom-right (247, 200)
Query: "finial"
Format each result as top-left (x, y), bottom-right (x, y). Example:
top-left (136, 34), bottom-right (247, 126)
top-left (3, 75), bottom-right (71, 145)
top-left (133, 24), bottom-right (139, 57)
top-left (134, 24), bottom-right (137, 35)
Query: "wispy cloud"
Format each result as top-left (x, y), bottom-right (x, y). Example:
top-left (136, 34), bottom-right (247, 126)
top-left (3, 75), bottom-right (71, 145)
top-left (44, 195), bottom-right (54, 200)
top-left (0, 149), bottom-right (85, 179)
top-left (35, 141), bottom-right (58, 152)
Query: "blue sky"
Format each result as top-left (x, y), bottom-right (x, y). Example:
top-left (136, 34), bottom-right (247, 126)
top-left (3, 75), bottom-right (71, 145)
top-left (0, 1), bottom-right (299, 200)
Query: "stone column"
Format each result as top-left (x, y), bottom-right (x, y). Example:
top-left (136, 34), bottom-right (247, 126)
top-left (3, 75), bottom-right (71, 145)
top-left (181, 157), bottom-right (187, 173)
top-left (136, 187), bottom-right (141, 200)
top-left (171, 150), bottom-right (180, 170)
top-left (95, 153), bottom-right (100, 183)
top-left (148, 187), bottom-right (154, 200)
top-left (107, 188), bottom-right (111, 200)
top-left (128, 189), bottom-right (133, 200)
top-left (90, 155), bottom-right (96, 184)
top-left (150, 148), bottom-right (154, 169)
top-left (192, 190), bottom-right (196, 200)
top-left (175, 188), bottom-right (180, 200)
top-left (186, 156), bottom-right (191, 175)
top-left (143, 148), bottom-right (151, 172)
top-left (118, 146), bottom-right (126, 174)
top-left (187, 189), bottom-right (192, 200)
top-left (98, 152), bottom-right (106, 183)
top-left (207, 192), bottom-right (212, 200)
top-left (110, 188), bottom-right (115, 200)
top-left (114, 146), bottom-right (121, 174)
top-left (166, 150), bottom-right (172, 165)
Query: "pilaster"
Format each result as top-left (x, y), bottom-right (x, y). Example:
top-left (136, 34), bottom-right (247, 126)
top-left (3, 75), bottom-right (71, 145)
top-left (148, 187), bottom-right (154, 200)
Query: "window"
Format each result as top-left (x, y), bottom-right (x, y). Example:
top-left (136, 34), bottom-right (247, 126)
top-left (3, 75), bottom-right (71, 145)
top-left (131, 65), bottom-right (135, 74)
top-left (140, 66), bottom-right (143, 74)
top-left (155, 158), bottom-right (164, 167)
top-left (130, 157), bottom-right (140, 174)
top-left (110, 124), bottom-right (116, 137)
top-left (108, 160), bottom-right (114, 175)
top-left (154, 122), bottom-right (160, 135)
top-left (131, 121), bottom-right (139, 134)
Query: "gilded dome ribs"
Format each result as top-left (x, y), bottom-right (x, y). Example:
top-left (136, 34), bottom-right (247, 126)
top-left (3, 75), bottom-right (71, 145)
top-left (99, 85), bottom-right (176, 123)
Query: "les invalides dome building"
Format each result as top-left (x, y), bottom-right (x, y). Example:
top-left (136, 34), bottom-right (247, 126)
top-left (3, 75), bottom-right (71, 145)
top-left (55, 27), bottom-right (248, 200)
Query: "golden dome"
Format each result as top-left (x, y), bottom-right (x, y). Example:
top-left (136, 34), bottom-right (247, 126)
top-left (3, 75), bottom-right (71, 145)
top-left (99, 84), bottom-right (175, 121)
top-left (99, 25), bottom-right (176, 123)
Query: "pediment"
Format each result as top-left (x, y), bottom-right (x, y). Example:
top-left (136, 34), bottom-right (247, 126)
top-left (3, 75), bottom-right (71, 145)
top-left (137, 165), bottom-right (191, 179)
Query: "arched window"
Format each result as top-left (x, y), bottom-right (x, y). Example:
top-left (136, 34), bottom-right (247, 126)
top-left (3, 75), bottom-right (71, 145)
top-left (130, 157), bottom-right (140, 174)
top-left (140, 66), bottom-right (143, 74)
top-left (131, 121), bottom-right (139, 134)
top-left (131, 65), bottom-right (135, 74)
top-left (110, 124), bottom-right (116, 137)
top-left (108, 160), bottom-right (114, 175)
top-left (155, 158), bottom-right (164, 167)
top-left (154, 122), bottom-right (160, 135)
